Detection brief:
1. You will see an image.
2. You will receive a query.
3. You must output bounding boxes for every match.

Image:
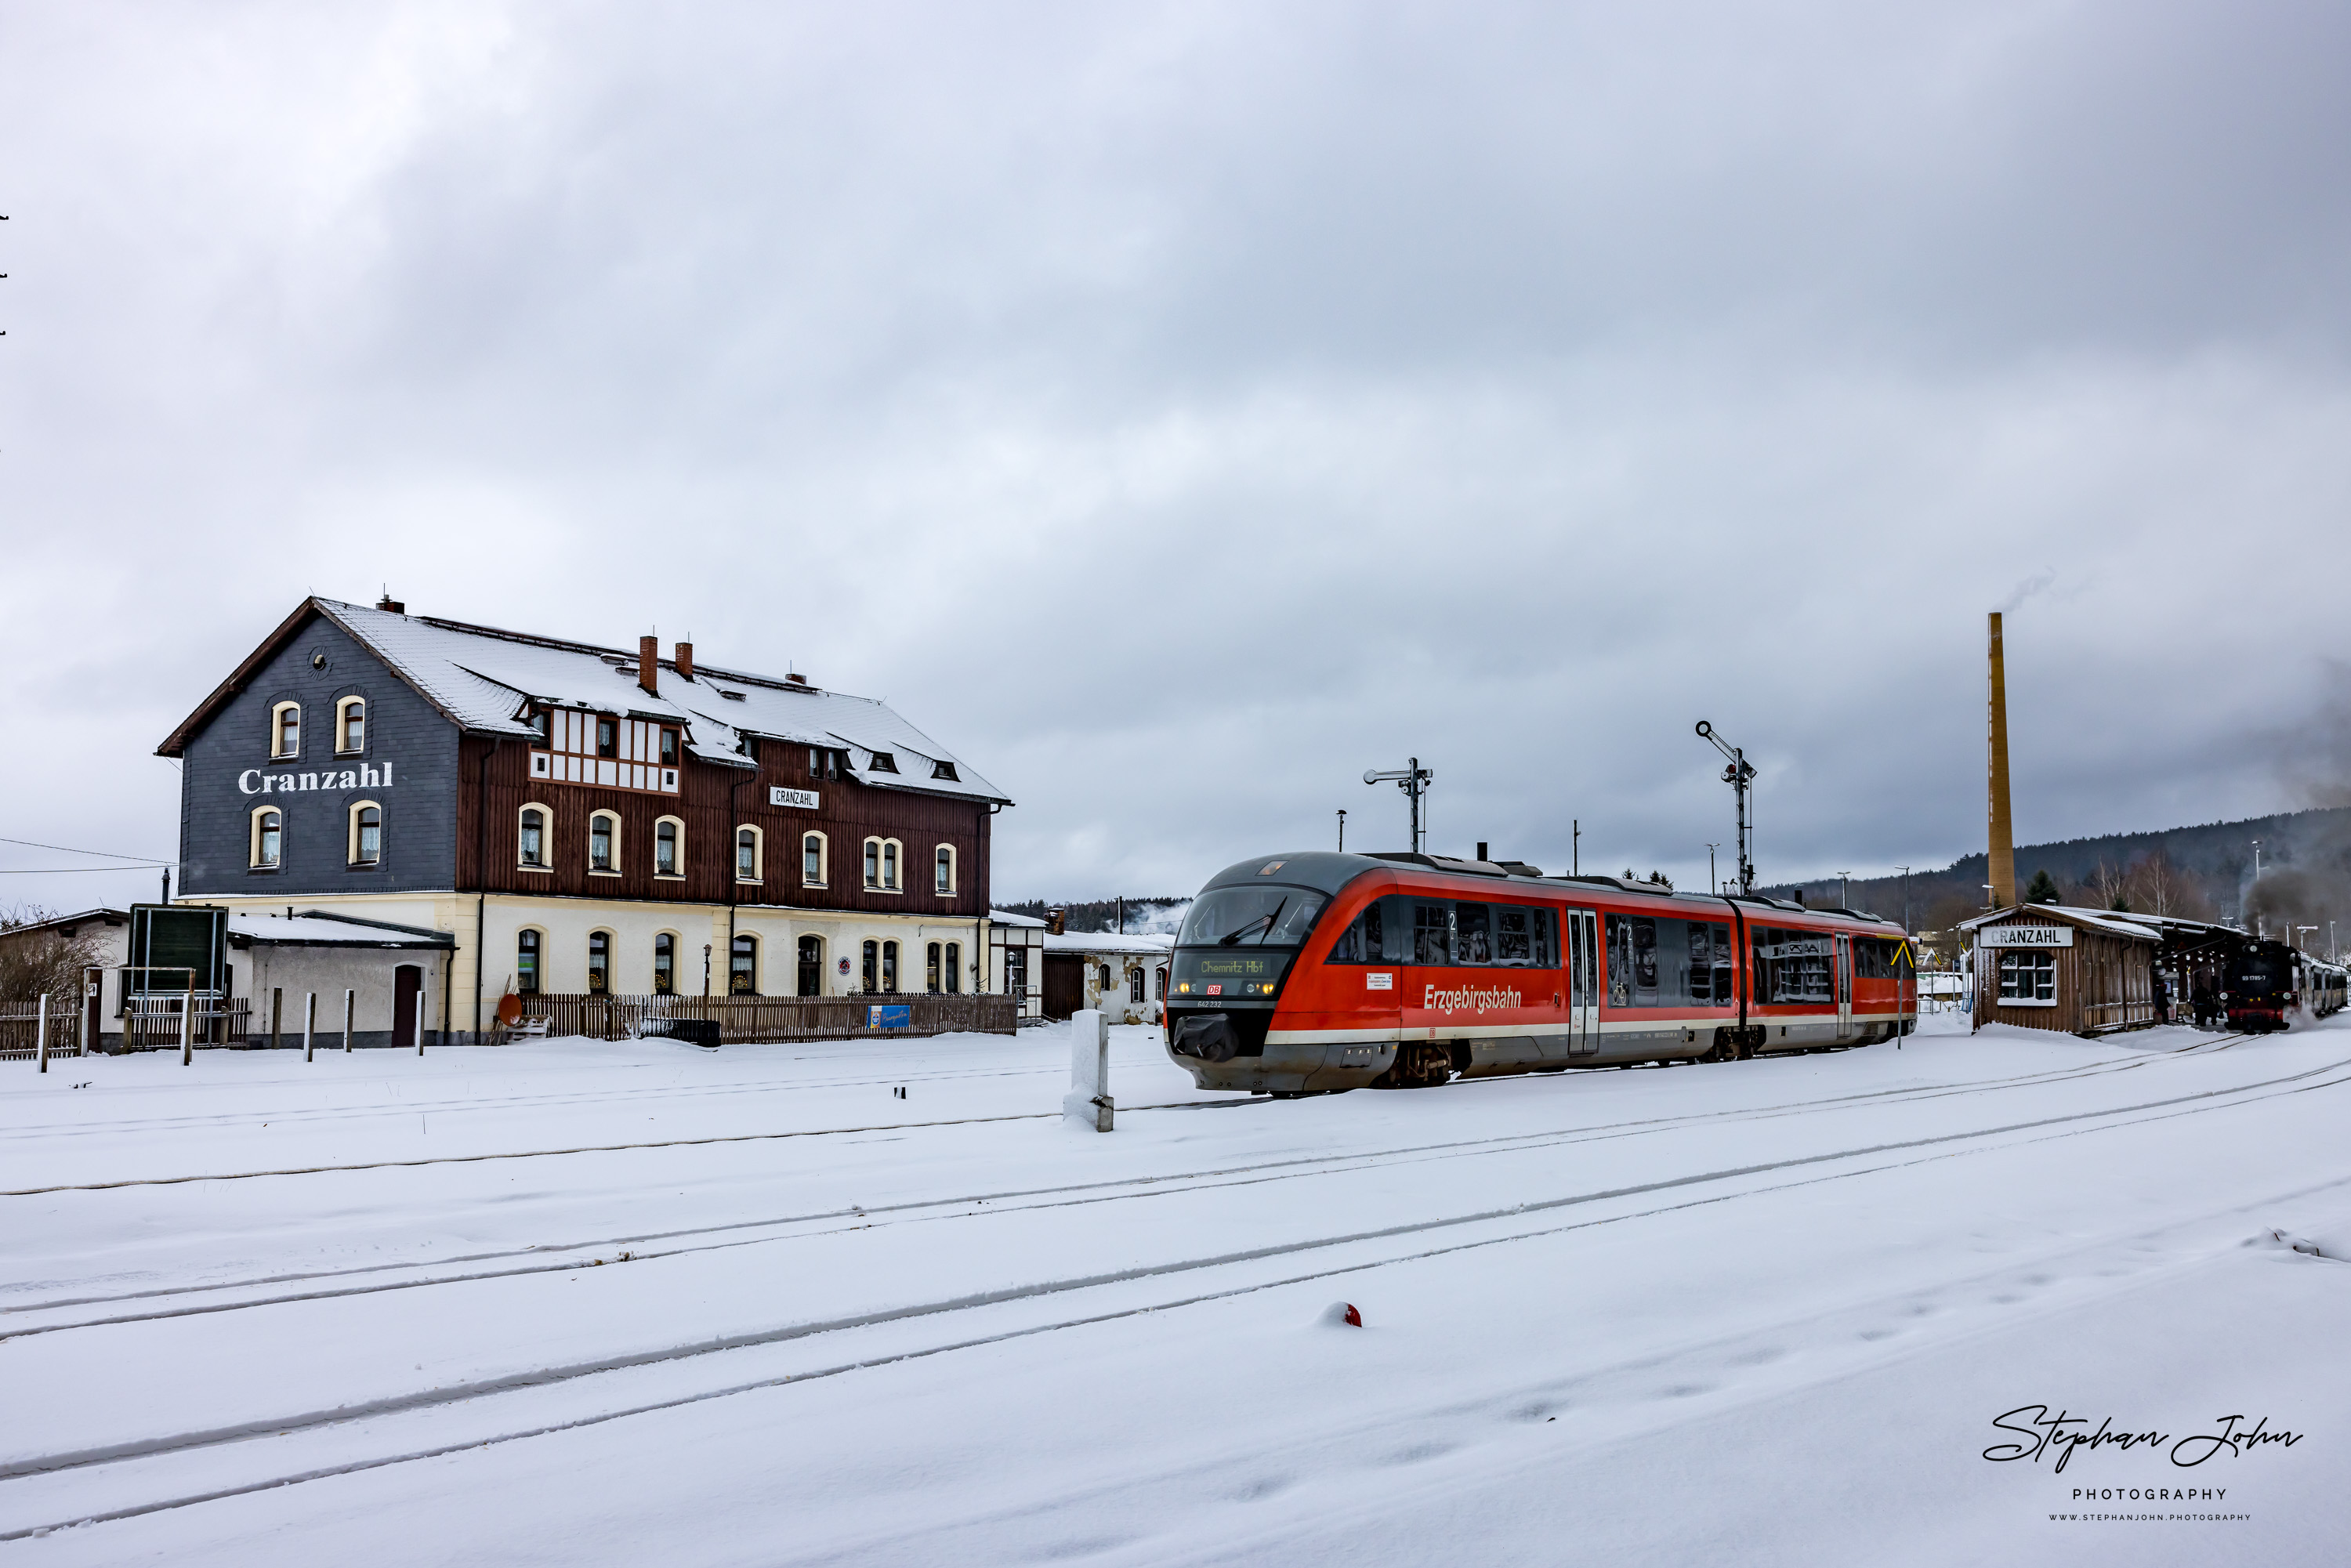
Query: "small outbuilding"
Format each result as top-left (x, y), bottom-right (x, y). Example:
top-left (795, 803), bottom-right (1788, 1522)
top-left (1040, 931), bottom-right (1174, 1024)
top-left (1961, 904), bottom-right (2161, 1037)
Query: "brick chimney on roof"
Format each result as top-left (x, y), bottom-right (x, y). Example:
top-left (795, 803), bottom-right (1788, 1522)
top-left (638, 636), bottom-right (659, 695)
top-left (674, 641), bottom-right (694, 682)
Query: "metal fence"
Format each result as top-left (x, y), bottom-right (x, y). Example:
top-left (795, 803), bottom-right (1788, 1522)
top-left (519, 991), bottom-right (1017, 1044)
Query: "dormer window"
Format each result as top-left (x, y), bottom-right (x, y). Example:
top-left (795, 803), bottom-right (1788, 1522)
top-left (868, 751), bottom-right (898, 773)
top-left (271, 702), bottom-right (302, 759)
top-left (528, 710), bottom-right (551, 747)
top-left (335, 697), bottom-right (367, 754)
top-left (931, 760), bottom-right (958, 781)
top-left (808, 748), bottom-right (838, 780)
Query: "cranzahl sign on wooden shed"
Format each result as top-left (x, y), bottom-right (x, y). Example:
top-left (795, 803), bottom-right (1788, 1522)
top-left (1962, 906), bottom-right (2158, 1037)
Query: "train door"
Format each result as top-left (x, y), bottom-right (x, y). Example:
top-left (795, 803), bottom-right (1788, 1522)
top-left (1566, 907), bottom-right (1599, 1056)
top-left (1834, 936), bottom-right (1853, 1040)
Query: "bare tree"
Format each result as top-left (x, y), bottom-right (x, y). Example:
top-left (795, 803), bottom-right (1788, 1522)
top-left (0, 908), bottom-right (105, 1006)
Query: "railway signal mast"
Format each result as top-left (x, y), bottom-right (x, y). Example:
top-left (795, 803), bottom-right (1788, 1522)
top-left (1695, 721), bottom-right (1757, 896)
top-left (1363, 759), bottom-right (1433, 855)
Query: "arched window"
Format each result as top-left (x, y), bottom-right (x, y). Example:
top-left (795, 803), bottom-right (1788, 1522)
top-left (863, 838), bottom-right (881, 889)
top-left (348, 801), bottom-right (382, 866)
top-left (516, 929), bottom-right (542, 994)
top-left (944, 941), bottom-right (962, 994)
top-left (926, 942), bottom-right (942, 993)
top-left (654, 932), bottom-right (676, 995)
top-left (797, 934), bottom-right (824, 996)
top-left (882, 841), bottom-right (900, 890)
top-left (736, 825), bottom-right (762, 882)
top-left (861, 939), bottom-right (879, 992)
top-left (654, 817), bottom-right (683, 878)
top-left (1129, 966), bottom-right (1146, 1004)
top-left (882, 940), bottom-right (900, 992)
top-left (271, 702), bottom-right (302, 759)
top-left (802, 831), bottom-right (827, 887)
top-left (934, 844), bottom-right (955, 894)
top-left (730, 933), bottom-right (758, 995)
top-left (518, 806), bottom-right (549, 869)
top-left (250, 806), bottom-right (282, 870)
top-left (335, 697), bottom-right (367, 754)
top-left (589, 812), bottom-right (618, 873)
top-left (587, 931), bottom-right (612, 994)
top-left (1099, 964), bottom-right (1112, 992)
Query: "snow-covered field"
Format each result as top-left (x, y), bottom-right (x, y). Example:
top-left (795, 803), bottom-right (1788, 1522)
top-left (4, 1011), bottom-right (2346, 1565)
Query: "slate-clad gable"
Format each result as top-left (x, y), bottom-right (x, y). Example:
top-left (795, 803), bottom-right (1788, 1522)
top-left (177, 614), bottom-right (461, 896)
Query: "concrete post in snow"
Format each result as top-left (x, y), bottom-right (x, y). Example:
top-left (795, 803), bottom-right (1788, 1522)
top-left (1064, 1009), bottom-right (1112, 1132)
top-left (303, 991), bottom-right (316, 1063)
top-left (344, 990), bottom-right (355, 1053)
top-left (35, 994), bottom-right (48, 1074)
top-left (181, 978), bottom-right (195, 1066)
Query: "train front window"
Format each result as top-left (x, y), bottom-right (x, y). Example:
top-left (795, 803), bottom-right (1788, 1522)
top-left (1178, 887), bottom-right (1327, 948)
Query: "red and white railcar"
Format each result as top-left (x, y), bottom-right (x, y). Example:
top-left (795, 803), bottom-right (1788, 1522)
top-left (1164, 851), bottom-right (1915, 1095)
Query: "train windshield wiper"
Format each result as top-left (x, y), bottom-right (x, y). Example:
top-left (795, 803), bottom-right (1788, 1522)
top-left (1218, 900), bottom-right (1284, 946)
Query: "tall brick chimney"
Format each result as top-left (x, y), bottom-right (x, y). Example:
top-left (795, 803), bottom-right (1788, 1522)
top-left (674, 641), bottom-right (694, 682)
top-left (638, 636), bottom-right (659, 695)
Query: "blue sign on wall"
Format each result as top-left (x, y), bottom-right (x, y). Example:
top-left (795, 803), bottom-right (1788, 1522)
top-left (866, 1004), bottom-right (912, 1030)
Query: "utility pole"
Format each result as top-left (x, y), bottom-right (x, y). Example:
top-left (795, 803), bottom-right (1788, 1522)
top-left (1694, 722), bottom-right (1757, 894)
top-left (1363, 760), bottom-right (1433, 854)
top-left (1837, 871), bottom-right (1851, 909)
top-left (1573, 820), bottom-right (1580, 876)
top-left (1896, 867), bottom-right (1911, 937)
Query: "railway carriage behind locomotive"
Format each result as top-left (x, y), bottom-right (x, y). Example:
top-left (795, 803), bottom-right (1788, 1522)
top-left (1165, 851), bottom-right (1914, 1095)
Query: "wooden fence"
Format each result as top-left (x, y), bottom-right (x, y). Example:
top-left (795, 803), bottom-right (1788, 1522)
top-left (520, 991), bottom-right (1017, 1044)
top-left (0, 998), bottom-right (79, 1061)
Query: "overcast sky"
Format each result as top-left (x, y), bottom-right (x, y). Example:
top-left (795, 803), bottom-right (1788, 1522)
top-left (3, 0), bottom-right (2349, 911)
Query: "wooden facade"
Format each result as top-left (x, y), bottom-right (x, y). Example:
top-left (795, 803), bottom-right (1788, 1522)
top-left (456, 733), bottom-right (991, 918)
top-left (1967, 905), bottom-right (2160, 1037)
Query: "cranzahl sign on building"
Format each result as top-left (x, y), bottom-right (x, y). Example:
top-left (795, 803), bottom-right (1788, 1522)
top-left (1976, 925), bottom-right (2075, 947)
top-left (240, 763), bottom-right (393, 794)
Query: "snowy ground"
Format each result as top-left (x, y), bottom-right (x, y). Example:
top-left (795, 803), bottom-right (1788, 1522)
top-left (3, 1011), bottom-right (2347, 1566)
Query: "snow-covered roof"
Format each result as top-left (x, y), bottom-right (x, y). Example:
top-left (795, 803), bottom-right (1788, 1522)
top-left (1043, 932), bottom-right (1175, 957)
top-left (989, 909), bottom-right (1049, 929)
top-left (1959, 904), bottom-right (2162, 943)
top-left (162, 599), bottom-right (1009, 806)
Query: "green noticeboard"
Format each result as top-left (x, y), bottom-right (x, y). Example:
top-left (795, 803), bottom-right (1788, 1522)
top-left (127, 904), bottom-right (226, 996)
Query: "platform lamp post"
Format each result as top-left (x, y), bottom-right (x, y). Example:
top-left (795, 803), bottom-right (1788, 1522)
top-left (1363, 760), bottom-right (1432, 855)
top-left (1837, 871), bottom-right (1851, 910)
top-left (1896, 867), bottom-right (1911, 936)
top-left (1337, 809), bottom-right (1346, 853)
top-left (1706, 844), bottom-right (1719, 895)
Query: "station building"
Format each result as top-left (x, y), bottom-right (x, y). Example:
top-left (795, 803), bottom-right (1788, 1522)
top-left (158, 597), bottom-right (1012, 1043)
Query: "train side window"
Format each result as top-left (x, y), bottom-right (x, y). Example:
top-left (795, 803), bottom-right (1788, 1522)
top-left (1712, 923), bottom-right (1734, 1003)
top-left (1687, 922), bottom-right (1712, 1003)
top-left (1413, 903), bottom-right (1452, 966)
top-left (1455, 904), bottom-right (1493, 964)
top-left (1494, 905), bottom-right (1531, 965)
top-left (1631, 917), bottom-right (1658, 1000)
top-left (1607, 914), bottom-right (1632, 1005)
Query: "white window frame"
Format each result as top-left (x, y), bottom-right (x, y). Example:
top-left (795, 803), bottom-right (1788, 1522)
top-left (934, 843), bottom-right (956, 896)
top-left (250, 804), bottom-right (283, 870)
top-left (863, 837), bottom-right (882, 889)
top-left (516, 927), bottom-right (545, 995)
top-left (1997, 949), bottom-right (2058, 1007)
top-left (736, 824), bottom-right (764, 884)
top-left (653, 931), bottom-right (680, 995)
top-left (270, 701), bottom-right (302, 759)
top-left (517, 802), bottom-right (553, 872)
top-left (346, 798), bottom-right (383, 867)
top-left (587, 929), bottom-right (615, 994)
top-left (335, 696), bottom-right (367, 755)
top-left (589, 811), bottom-right (621, 876)
top-left (654, 815), bottom-right (686, 880)
top-left (802, 831), bottom-right (828, 888)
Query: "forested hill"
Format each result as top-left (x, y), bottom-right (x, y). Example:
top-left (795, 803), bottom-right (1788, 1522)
top-left (992, 897), bottom-right (1190, 934)
top-left (1763, 806), bottom-right (2351, 936)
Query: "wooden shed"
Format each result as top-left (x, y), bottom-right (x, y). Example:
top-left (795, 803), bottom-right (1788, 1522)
top-left (1962, 904), bottom-right (2161, 1036)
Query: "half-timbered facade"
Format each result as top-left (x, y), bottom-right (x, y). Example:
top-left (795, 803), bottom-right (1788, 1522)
top-left (158, 596), bottom-right (1012, 1041)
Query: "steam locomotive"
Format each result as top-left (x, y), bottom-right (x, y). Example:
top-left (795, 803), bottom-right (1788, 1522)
top-left (1164, 851), bottom-right (1914, 1095)
top-left (2217, 936), bottom-right (2349, 1031)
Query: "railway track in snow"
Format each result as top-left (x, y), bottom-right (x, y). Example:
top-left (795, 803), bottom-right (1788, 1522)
top-left (0, 1033), bottom-right (2260, 1336)
top-left (4, 1046), bottom-right (2347, 1542)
